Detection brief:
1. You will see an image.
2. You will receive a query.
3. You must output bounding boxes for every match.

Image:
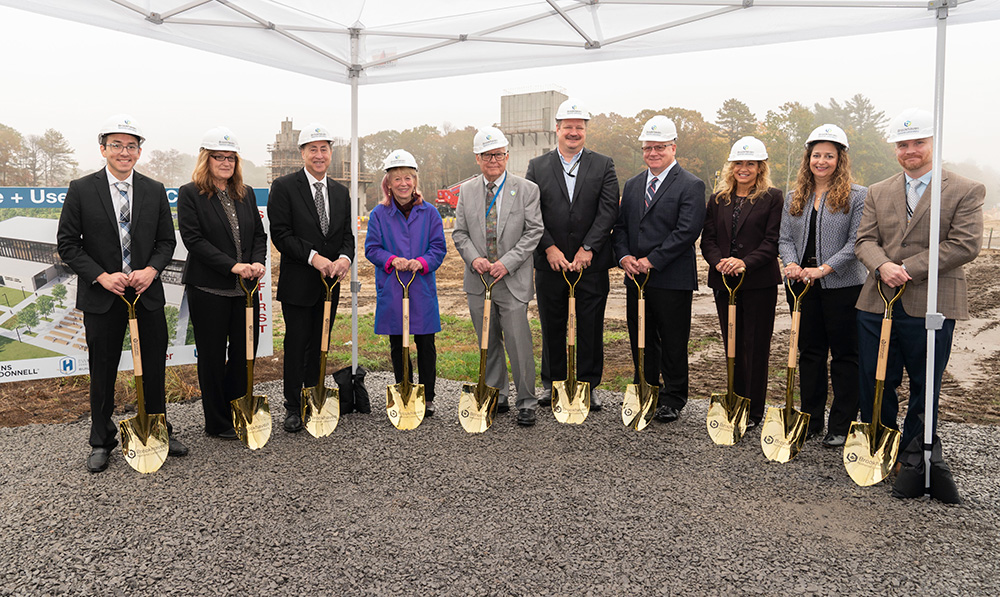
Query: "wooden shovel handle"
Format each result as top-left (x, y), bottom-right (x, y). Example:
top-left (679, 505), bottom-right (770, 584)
top-left (727, 304), bottom-right (736, 359)
top-left (129, 318), bottom-right (142, 377)
top-left (787, 310), bottom-right (800, 369)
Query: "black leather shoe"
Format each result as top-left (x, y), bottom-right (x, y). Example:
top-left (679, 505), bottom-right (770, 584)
top-left (517, 408), bottom-right (536, 427)
top-left (496, 401), bottom-right (510, 414)
top-left (87, 448), bottom-right (111, 473)
top-left (891, 464), bottom-right (924, 499)
top-left (805, 429), bottom-right (821, 441)
top-left (284, 413), bottom-right (304, 433)
top-left (425, 401), bottom-right (435, 417)
top-left (211, 428), bottom-right (238, 440)
top-left (590, 393), bottom-right (602, 412)
top-left (654, 405), bottom-right (679, 422)
top-left (168, 437), bottom-right (189, 457)
top-left (745, 418), bottom-right (760, 430)
top-left (537, 389), bottom-right (551, 408)
top-left (930, 462), bottom-right (961, 504)
top-left (822, 433), bottom-right (847, 448)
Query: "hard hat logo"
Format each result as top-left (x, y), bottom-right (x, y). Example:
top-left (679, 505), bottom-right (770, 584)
top-left (886, 109), bottom-right (933, 143)
top-left (903, 120), bottom-right (911, 127)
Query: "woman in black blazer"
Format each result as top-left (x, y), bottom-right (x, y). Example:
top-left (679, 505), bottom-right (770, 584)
top-left (701, 136), bottom-right (783, 427)
top-left (178, 127), bottom-right (267, 439)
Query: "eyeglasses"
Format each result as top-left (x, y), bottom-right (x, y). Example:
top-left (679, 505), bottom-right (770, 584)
top-left (480, 152), bottom-right (508, 162)
top-left (210, 154), bottom-right (237, 163)
top-left (106, 142), bottom-right (140, 154)
top-left (641, 144), bottom-right (674, 154)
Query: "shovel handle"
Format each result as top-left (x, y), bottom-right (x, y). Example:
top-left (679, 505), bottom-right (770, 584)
top-left (787, 310), bottom-right (801, 369)
top-left (118, 294), bottom-right (142, 376)
top-left (727, 304), bottom-right (736, 359)
top-left (631, 273), bottom-right (649, 350)
top-left (320, 299), bottom-right (332, 352)
top-left (481, 298), bottom-right (491, 350)
top-left (396, 270), bottom-right (415, 348)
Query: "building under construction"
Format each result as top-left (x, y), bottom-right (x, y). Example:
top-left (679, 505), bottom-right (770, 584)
top-left (500, 89), bottom-right (567, 176)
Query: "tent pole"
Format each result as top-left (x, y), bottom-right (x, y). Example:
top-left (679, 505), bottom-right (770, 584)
top-left (350, 28), bottom-right (360, 374)
top-left (923, 0), bottom-right (950, 493)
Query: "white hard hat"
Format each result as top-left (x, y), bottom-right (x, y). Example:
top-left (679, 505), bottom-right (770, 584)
top-left (638, 115), bottom-right (677, 142)
top-left (298, 122), bottom-right (335, 147)
top-left (555, 98), bottom-right (591, 121)
top-left (473, 126), bottom-right (509, 154)
top-left (383, 149), bottom-right (418, 171)
top-left (805, 124), bottom-right (849, 149)
top-left (200, 126), bottom-right (240, 153)
top-left (886, 108), bottom-right (934, 143)
top-left (728, 136), bottom-right (768, 161)
top-left (98, 114), bottom-right (144, 145)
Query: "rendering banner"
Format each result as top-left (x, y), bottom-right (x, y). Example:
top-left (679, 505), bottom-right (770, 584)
top-left (0, 187), bottom-right (273, 382)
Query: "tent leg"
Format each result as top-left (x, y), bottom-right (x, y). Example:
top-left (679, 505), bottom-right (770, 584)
top-left (350, 29), bottom-right (360, 375)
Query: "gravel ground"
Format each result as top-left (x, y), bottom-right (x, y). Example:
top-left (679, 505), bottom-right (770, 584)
top-left (1, 371), bottom-right (998, 596)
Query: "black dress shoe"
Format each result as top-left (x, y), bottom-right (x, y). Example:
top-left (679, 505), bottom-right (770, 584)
top-left (168, 437), bottom-right (189, 457)
top-left (930, 462), bottom-right (961, 504)
top-left (805, 429), bottom-right (821, 441)
top-left (654, 405), bottom-right (679, 422)
top-left (537, 389), bottom-right (551, 408)
top-left (425, 401), bottom-right (435, 417)
top-left (590, 393), bottom-right (602, 412)
top-left (210, 428), bottom-right (238, 440)
top-left (496, 401), bottom-right (510, 414)
top-left (745, 418), bottom-right (760, 430)
top-left (517, 408), bottom-right (536, 427)
top-left (891, 464), bottom-right (924, 499)
top-left (821, 433), bottom-right (847, 448)
top-left (284, 413), bottom-right (304, 433)
top-left (87, 447), bottom-right (111, 473)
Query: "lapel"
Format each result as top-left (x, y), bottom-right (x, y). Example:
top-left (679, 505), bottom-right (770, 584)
top-left (497, 172), bottom-right (515, 239)
top-left (547, 151), bottom-right (570, 204)
top-left (130, 171), bottom-right (145, 227)
top-left (93, 169), bottom-right (118, 232)
top-left (884, 173), bottom-right (909, 235)
top-left (209, 192), bottom-right (237, 250)
top-left (906, 172), bottom-right (947, 234)
top-left (643, 165), bottom-right (677, 218)
top-left (324, 176), bottom-right (337, 239)
top-left (734, 194), bottom-right (758, 237)
top-left (473, 174), bottom-right (488, 238)
top-left (296, 170), bottom-right (324, 235)
top-left (571, 149), bottom-right (591, 204)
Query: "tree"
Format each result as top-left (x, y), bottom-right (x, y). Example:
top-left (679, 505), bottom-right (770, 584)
top-left (22, 134), bottom-right (42, 186)
top-left (164, 305), bottom-right (180, 343)
top-left (716, 99), bottom-right (758, 145)
top-left (37, 129), bottom-right (77, 186)
top-left (51, 283), bottom-right (67, 307)
top-left (761, 102), bottom-right (815, 192)
top-left (36, 295), bottom-right (54, 319)
top-left (18, 303), bottom-right (38, 332)
top-left (0, 123), bottom-right (29, 185)
top-left (813, 94), bottom-right (896, 186)
top-left (142, 149), bottom-right (192, 187)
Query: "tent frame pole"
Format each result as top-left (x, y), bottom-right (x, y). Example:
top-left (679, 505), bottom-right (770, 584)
top-left (350, 27), bottom-right (361, 374)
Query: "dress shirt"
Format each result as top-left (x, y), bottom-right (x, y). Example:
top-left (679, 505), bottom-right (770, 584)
top-left (304, 167), bottom-right (352, 266)
top-left (484, 171), bottom-right (508, 218)
top-left (559, 150), bottom-right (582, 201)
top-left (904, 170), bottom-right (933, 206)
top-left (646, 159), bottom-right (678, 190)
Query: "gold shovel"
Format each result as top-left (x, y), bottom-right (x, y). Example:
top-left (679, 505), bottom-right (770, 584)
top-left (552, 270), bottom-right (590, 425)
top-left (230, 277), bottom-right (271, 450)
top-left (707, 270), bottom-right (749, 446)
top-left (760, 279), bottom-right (812, 463)
top-left (118, 294), bottom-right (169, 474)
top-left (386, 270), bottom-right (426, 430)
top-left (459, 274), bottom-right (500, 434)
top-left (844, 282), bottom-right (904, 486)
top-left (301, 275), bottom-right (340, 438)
top-left (621, 273), bottom-right (658, 431)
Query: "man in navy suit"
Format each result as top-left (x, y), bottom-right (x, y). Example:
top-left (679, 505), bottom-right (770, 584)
top-left (268, 123), bottom-right (355, 432)
top-left (613, 115), bottom-right (706, 424)
top-left (57, 114), bottom-right (186, 473)
top-left (526, 98), bottom-right (619, 412)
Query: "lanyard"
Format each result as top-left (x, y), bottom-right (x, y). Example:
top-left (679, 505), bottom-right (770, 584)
top-left (485, 171), bottom-right (507, 218)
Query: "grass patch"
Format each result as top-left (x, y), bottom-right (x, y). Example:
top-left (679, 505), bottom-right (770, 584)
top-left (0, 335), bottom-right (62, 360)
top-left (0, 286), bottom-right (29, 309)
top-left (1, 317), bottom-right (19, 330)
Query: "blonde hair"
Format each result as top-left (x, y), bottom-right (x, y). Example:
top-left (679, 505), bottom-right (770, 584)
top-left (380, 167), bottom-right (423, 207)
top-left (712, 160), bottom-right (773, 205)
top-left (191, 148), bottom-right (247, 201)
top-left (789, 142), bottom-right (852, 216)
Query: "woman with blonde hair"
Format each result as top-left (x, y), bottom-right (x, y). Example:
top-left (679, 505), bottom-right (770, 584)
top-left (364, 150), bottom-right (446, 416)
top-left (778, 124), bottom-right (868, 447)
top-left (177, 127), bottom-right (267, 439)
top-left (701, 136), bottom-right (784, 428)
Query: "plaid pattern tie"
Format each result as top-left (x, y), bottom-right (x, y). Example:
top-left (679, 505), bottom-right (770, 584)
top-left (645, 176), bottom-right (658, 209)
top-left (485, 182), bottom-right (498, 261)
top-left (114, 181), bottom-right (132, 274)
top-left (314, 181), bottom-right (329, 235)
top-left (906, 179), bottom-right (921, 222)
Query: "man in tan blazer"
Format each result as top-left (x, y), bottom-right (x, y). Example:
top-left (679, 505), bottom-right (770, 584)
top-left (453, 126), bottom-right (544, 426)
top-left (854, 108), bottom-right (985, 503)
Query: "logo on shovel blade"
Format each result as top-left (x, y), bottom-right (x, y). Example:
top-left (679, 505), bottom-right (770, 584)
top-left (763, 435), bottom-right (774, 444)
top-left (461, 409), bottom-right (469, 418)
top-left (709, 420), bottom-right (719, 429)
top-left (845, 452), bottom-right (858, 463)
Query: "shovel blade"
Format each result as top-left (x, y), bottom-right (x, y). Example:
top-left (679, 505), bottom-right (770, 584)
top-left (760, 406), bottom-right (811, 463)
top-left (552, 380), bottom-right (591, 425)
top-left (843, 422), bottom-right (901, 486)
top-left (386, 383), bottom-right (426, 430)
top-left (119, 413), bottom-right (169, 474)
top-left (301, 385), bottom-right (340, 438)
top-left (706, 392), bottom-right (750, 446)
top-left (621, 383), bottom-right (658, 431)
top-left (458, 383), bottom-right (499, 433)
top-left (231, 393), bottom-right (272, 450)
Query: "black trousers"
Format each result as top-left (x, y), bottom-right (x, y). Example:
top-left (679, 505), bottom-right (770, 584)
top-left (84, 291), bottom-right (171, 449)
top-left (713, 285), bottom-right (777, 423)
top-left (536, 267), bottom-right (609, 390)
top-left (786, 283), bottom-right (861, 436)
top-left (188, 287), bottom-right (261, 435)
top-left (388, 333), bottom-right (437, 402)
top-left (281, 287), bottom-right (340, 412)
top-left (626, 285), bottom-right (691, 411)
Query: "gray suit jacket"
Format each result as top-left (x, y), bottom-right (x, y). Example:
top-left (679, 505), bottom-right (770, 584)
top-left (453, 172), bottom-right (543, 303)
top-left (854, 169), bottom-right (985, 319)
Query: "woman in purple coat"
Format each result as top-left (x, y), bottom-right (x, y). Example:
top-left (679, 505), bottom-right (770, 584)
top-left (365, 150), bottom-right (447, 416)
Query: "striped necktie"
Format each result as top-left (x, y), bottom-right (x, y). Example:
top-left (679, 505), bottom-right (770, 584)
top-left (314, 181), bottom-right (329, 235)
top-left (645, 176), bottom-right (658, 209)
top-left (114, 181), bottom-right (131, 274)
top-left (906, 179), bottom-right (921, 222)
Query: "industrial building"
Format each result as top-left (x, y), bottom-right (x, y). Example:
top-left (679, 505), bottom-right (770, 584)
top-left (500, 89), bottom-right (566, 176)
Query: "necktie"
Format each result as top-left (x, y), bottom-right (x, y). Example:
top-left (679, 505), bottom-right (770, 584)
top-left (114, 181), bottom-right (131, 274)
top-left (906, 179), bottom-right (921, 222)
top-left (645, 177), bottom-right (658, 209)
top-left (485, 182), bottom-right (498, 261)
top-left (314, 181), bottom-right (329, 235)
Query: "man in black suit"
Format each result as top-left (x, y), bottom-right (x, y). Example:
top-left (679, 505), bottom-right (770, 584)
top-left (526, 98), bottom-right (619, 411)
top-left (613, 115), bottom-right (707, 423)
top-left (268, 123), bottom-right (354, 432)
top-left (57, 114), bottom-right (187, 473)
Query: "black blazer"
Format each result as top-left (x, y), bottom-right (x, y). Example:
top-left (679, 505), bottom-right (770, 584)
top-left (526, 148), bottom-right (620, 271)
top-left (177, 182), bottom-right (267, 289)
top-left (267, 169), bottom-right (354, 306)
top-left (701, 187), bottom-right (783, 292)
top-left (612, 163), bottom-right (706, 291)
top-left (57, 168), bottom-right (176, 313)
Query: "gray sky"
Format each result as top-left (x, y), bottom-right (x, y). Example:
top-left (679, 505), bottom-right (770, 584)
top-left (1, 6), bottom-right (996, 171)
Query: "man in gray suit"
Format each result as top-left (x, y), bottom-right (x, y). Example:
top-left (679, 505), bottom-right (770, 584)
top-left (453, 126), bottom-right (544, 426)
top-left (855, 108), bottom-right (985, 503)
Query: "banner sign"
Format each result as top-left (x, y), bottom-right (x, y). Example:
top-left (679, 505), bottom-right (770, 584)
top-left (0, 187), bottom-right (273, 383)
